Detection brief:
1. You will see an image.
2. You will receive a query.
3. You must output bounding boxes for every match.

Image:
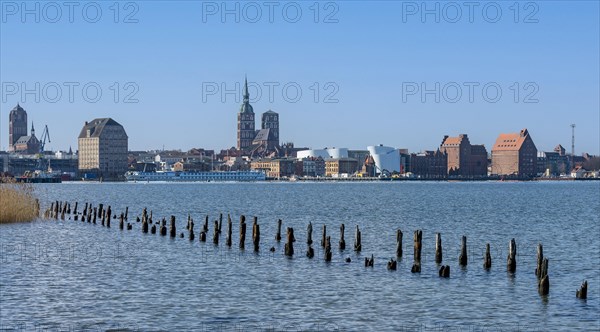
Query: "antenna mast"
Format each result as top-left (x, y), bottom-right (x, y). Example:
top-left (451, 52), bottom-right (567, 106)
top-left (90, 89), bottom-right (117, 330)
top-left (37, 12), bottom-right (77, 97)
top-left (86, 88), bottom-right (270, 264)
top-left (571, 123), bottom-right (576, 167)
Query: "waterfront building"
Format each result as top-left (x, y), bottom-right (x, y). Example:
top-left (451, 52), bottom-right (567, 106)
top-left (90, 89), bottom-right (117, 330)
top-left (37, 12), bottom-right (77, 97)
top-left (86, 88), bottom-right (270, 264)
top-left (439, 134), bottom-right (488, 177)
top-left (409, 150), bottom-right (448, 179)
top-left (8, 104), bottom-right (28, 152)
top-left (325, 158), bottom-right (358, 177)
top-left (367, 145), bottom-right (401, 175)
top-left (261, 110), bottom-right (279, 150)
top-left (537, 144), bottom-right (570, 176)
top-left (297, 147), bottom-right (349, 160)
top-left (491, 128), bottom-right (538, 177)
top-left (78, 118), bottom-right (128, 180)
top-left (13, 123), bottom-right (40, 154)
top-left (296, 156), bottom-right (326, 177)
top-left (250, 158), bottom-right (295, 178)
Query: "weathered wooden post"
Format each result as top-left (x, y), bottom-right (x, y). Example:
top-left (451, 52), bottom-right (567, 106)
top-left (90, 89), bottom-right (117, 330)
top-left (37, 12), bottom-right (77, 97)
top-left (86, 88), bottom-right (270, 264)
top-left (106, 206), bottom-right (112, 225)
top-left (458, 235), bottom-right (468, 266)
top-left (83, 202), bottom-right (88, 217)
top-left (411, 230), bottom-right (422, 273)
top-left (73, 202), bottom-right (78, 215)
top-left (66, 203), bottom-right (71, 215)
top-left (535, 243), bottom-right (543, 278)
top-left (306, 245), bottom-right (314, 258)
top-left (189, 219), bottom-right (195, 241)
top-left (119, 214), bottom-right (124, 230)
top-left (354, 225), bottom-right (362, 252)
top-left (160, 218), bottom-right (167, 236)
top-left (142, 213), bottom-right (148, 233)
top-left (203, 215), bottom-right (209, 233)
top-left (435, 233), bottom-right (442, 264)
top-left (124, 206), bottom-right (129, 221)
top-left (151, 224), bottom-right (156, 234)
top-left (284, 227), bottom-right (295, 257)
top-left (252, 218), bottom-right (260, 252)
top-left (101, 210), bottom-right (106, 226)
top-left (275, 219), bottom-right (282, 242)
top-left (307, 222), bottom-right (313, 246)
top-left (226, 214), bottom-right (232, 247)
top-left (213, 220), bottom-right (220, 245)
top-left (54, 201), bottom-right (59, 219)
top-left (239, 215), bottom-right (246, 250)
top-left (387, 258), bottom-right (397, 270)
top-left (127, 223), bottom-right (132, 230)
top-left (576, 280), bottom-right (588, 299)
top-left (93, 207), bottom-right (97, 224)
top-left (483, 243), bottom-right (492, 269)
top-left (218, 213), bottom-right (223, 233)
top-left (538, 258), bottom-right (549, 295)
top-left (98, 204), bottom-right (103, 219)
top-left (339, 224), bottom-right (346, 250)
top-left (142, 208), bottom-right (148, 224)
top-left (507, 238), bottom-right (517, 273)
top-left (321, 225), bottom-right (327, 248)
top-left (439, 265), bottom-right (450, 278)
top-left (324, 236), bottom-right (332, 262)
top-left (364, 254), bottom-right (374, 267)
top-left (396, 229), bottom-right (403, 258)
top-left (106, 212), bottom-right (111, 228)
top-left (169, 216), bottom-right (176, 238)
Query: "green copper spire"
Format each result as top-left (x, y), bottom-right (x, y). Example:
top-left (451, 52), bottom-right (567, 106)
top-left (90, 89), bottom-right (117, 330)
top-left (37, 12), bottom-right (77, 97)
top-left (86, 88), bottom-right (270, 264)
top-left (243, 75), bottom-right (249, 102)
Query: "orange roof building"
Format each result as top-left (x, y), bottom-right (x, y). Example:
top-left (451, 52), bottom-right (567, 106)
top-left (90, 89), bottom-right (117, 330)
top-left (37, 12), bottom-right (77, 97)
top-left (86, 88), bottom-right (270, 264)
top-left (440, 134), bottom-right (488, 177)
top-left (491, 128), bottom-right (538, 177)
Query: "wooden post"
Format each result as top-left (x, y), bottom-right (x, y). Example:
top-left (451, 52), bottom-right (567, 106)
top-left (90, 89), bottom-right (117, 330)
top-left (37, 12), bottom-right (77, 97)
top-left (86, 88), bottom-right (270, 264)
top-left (324, 236), bottom-right (332, 262)
top-left (160, 218), bottom-right (167, 236)
top-left (411, 230), bottom-right (422, 273)
top-left (507, 238), bottom-right (517, 273)
top-left (435, 233), bottom-right (442, 264)
top-left (284, 227), bottom-right (295, 257)
top-left (106, 206), bottom-right (112, 224)
top-left (339, 224), bottom-right (346, 250)
top-left (226, 214), bottom-right (232, 247)
top-left (203, 215), bottom-right (209, 233)
top-left (483, 243), bottom-right (492, 269)
top-left (119, 214), bottom-right (124, 230)
top-left (127, 223), bottom-right (132, 230)
top-left (439, 265), bottom-right (450, 278)
top-left (54, 201), bottom-right (59, 219)
top-left (364, 254), bottom-right (374, 267)
top-left (535, 243), bottom-right (543, 278)
top-left (252, 219), bottom-right (260, 252)
top-left (219, 213), bottom-right (223, 233)
top-left (276, 219), bottom-right (282, 242)
top-left (93, 207), bottom-right (97, 224)
top-left (458, 235), bottom-right (468, 266)
top-left (321, 225), bottom-right (327, 248)
top-left (239, 215), bottom-right (246, 250)
top-left (387, 258), bottom-right (397, 270)
top-left (125, 206), bottom-right (129, 221)
top-left (306, 245), bottom-right (314, 258)
top-left (73, 202), bottom-right (78, 215)
top-left (188, 218), bottom-right (195, 240)
top-left (106, 212), bottom-right (111, 228)
top-left (576, 280), bottom-right (588, 299)
top-left (98, 204), bottom-right (103, 219)
top-left (101, 210), bottom-right (106, 226)
top-left (83, 203), bottom-right (88, 217)
top-left (396, 229), bottom-right (403, 258)
top-left (150, 224), bottom-right (156, 234)
top-left (142, 213), bottom-right (148, 233)
top-left (213, 220), bottom-right (220, 245)
top-left (538, 258), bottom-right (549, 295)
top-left (307, 222), bottom-right (313, 246)
top-left (142, 208), bottom-right (147, 224)
top-left (354, 225), bottom-right (362, 252)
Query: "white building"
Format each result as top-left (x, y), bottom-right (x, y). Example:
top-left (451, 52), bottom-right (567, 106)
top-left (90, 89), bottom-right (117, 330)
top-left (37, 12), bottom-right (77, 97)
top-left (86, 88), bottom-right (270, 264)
top-left (367, 145), bottom-right (400, 174)
top-left (297, 148), bottom-right (348, 160)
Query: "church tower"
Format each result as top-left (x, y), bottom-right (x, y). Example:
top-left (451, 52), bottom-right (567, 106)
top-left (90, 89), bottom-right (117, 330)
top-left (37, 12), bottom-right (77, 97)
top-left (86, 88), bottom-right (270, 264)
top-left (9, 104), bottom-right (27, 152)
top-left (237, 77), bottom-right (255, 150)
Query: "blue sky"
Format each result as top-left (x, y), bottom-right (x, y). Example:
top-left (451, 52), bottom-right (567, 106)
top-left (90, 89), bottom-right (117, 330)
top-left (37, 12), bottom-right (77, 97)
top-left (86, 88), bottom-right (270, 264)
top-left (1, 1), bottom-right (599, 154)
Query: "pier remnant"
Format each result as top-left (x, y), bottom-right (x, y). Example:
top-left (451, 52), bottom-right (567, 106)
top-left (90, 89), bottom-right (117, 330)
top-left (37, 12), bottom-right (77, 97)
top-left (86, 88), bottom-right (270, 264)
top-left (396, 229), bottom-right (403, 258)
top-left (239, 215), bottom-right (246, 250)
top-left (576, 280), bottom-right (588, 299)
top-left (307, 222), bottom-right (313, 246)
top-left (276, 219), bottom-right (282, 242)
top-left (411, 230), bottom-right (422, 273)
top-left (483, 243), bottom-right (492, 269)
top-left (284, 227), bottom-right (295, 257)
top-left (339, 224), bottom-right (346, 250)
top-left (387, 258), bottom-right (397, 270)
top-left (435, 233), bottom-right (442, 264)
top-left (189, 219), bottom-right (195, 241)
top-left (321, 225), bottom-right (327, 248)
top-left (354, 225), bottom-right (362, 252)
top-left (439, 265), bottom-right (450, 278)
top-left (459, 236), bottom-right (468, 266)
top-left (252, 217), bottom-right (260, 252)
top-left (507, 238), bottom-right (517, 273)
top-left (213, 220), bottom-right (220, 245)
top-left (538, 258), bottom-right (549, 295)
top-left (169, 216), bottom-right (176, 238)
top-left (160, 219), bottom-right (167, 236)
top-left (535, 243), bottom-right (543, 278)
top-left (324, 236), bottom-right (332, 262)
top-left (226, 214), bottom-right (232, 247)
top-left (364, 254), bottom-right (374, 267)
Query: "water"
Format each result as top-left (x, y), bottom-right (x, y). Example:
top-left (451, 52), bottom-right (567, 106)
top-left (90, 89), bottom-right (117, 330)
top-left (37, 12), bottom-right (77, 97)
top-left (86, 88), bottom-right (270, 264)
top-left (1, 182), bottom-right (599, 331)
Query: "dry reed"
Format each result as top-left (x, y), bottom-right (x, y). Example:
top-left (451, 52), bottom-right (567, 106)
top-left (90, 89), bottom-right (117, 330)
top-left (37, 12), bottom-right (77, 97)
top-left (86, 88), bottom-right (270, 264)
top-left (0, 178), bottom-right (39, 223)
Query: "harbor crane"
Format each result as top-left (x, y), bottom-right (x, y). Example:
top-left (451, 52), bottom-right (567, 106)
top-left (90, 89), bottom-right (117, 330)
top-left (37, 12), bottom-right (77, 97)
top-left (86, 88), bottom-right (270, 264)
top-left (36, 125), bottom-right (51, 171)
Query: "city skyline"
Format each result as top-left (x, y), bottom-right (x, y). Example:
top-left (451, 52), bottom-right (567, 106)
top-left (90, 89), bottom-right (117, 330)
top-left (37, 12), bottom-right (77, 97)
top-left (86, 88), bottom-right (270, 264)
top-left (1, 1), bottom-right (599, 154)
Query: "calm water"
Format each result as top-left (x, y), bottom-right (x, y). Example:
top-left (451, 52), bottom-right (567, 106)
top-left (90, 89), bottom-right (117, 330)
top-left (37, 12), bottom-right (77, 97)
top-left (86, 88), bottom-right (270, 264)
top-left (1, 182), bottom-right (599, 331)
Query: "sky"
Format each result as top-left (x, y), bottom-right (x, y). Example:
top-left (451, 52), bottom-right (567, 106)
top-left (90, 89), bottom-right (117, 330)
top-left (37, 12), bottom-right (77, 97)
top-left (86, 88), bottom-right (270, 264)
top-left (1, 0), bottom-right (599, 155)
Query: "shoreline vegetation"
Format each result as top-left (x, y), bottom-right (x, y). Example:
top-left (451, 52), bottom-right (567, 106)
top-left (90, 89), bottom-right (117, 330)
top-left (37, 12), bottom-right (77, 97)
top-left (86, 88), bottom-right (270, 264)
top-left (0, 178), bottom-right (40, 223)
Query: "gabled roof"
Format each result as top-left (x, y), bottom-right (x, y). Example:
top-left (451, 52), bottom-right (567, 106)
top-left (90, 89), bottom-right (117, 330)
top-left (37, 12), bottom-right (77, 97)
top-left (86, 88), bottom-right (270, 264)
top-left (15, 135), bottom-right (38, 145)
top-left (492, 129), bottom-right (531, 152)
top-left (441, 134), bottom-right (469, 147)
top-left (252, 129), bottom-right (274, 142)
top-left (78, 118), bottom-right (126, 139)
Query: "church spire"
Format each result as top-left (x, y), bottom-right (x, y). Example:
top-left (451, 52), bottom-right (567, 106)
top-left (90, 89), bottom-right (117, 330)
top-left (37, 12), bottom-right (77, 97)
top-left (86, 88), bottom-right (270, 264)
top-left (31, 122), bottom-right (35, 136)
top-left (243, 75), bottom-right (249, 103)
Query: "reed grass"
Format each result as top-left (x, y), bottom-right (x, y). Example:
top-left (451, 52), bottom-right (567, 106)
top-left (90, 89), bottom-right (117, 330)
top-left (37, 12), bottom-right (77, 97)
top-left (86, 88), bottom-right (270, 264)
top-left (0, 178), bottom-right (39, 223)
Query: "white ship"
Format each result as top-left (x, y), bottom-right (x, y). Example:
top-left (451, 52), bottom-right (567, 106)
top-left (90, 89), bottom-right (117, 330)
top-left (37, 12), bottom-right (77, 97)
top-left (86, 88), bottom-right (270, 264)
top-left (124, 170), bottom-right (266, 182)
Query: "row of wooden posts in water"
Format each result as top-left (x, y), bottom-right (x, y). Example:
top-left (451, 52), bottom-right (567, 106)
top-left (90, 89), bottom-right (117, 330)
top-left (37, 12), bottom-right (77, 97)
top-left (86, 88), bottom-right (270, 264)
top-left (44, 200), bottom-right (588, 300)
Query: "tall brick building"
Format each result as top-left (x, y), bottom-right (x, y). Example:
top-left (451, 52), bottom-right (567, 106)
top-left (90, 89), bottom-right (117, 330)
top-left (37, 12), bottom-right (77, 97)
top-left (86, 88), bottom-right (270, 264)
top-left (78, 118), bottom-right (128, 180)
top-left (491, 128), bottom-right (538, 177)
top-left (440, 134), bottom-right (488, 177)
